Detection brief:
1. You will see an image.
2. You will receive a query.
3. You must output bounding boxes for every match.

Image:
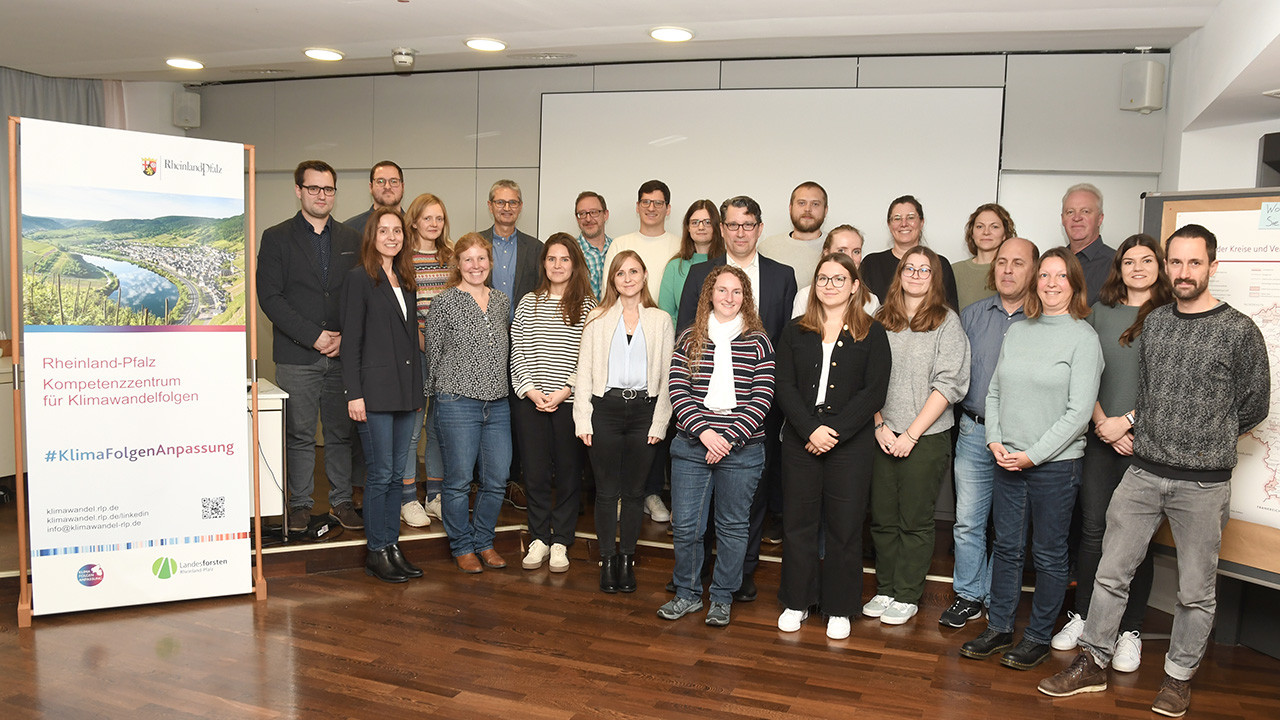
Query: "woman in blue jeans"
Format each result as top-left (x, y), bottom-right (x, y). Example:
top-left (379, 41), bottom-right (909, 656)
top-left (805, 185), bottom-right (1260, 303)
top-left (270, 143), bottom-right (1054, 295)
top-left (424, 232), bottom-right (512, 574)
top-left (959, 247), bottom-right (1103, 669)
top-left (658, 266), bottom-right (775, 628)
top-left (1052, 233), bottom-right (1172, 669)
top-left (340, 208), bottom-right (424, 583)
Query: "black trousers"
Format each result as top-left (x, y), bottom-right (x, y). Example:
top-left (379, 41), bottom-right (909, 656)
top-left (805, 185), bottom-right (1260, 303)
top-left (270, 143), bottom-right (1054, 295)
top-left (511, 397), bottom-right (584, 547)
top-left (778, 428), bottom-right (874, 617)
top-left (585, 394), bottom-right (657, 558)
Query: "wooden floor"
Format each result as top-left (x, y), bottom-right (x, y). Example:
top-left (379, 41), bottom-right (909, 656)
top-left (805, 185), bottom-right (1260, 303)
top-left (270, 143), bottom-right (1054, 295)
top-left (2, 504), bottom-right (1279, 719)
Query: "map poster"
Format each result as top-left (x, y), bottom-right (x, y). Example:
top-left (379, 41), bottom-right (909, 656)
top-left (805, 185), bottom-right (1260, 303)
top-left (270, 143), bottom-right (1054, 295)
top-left (19, 118), bottom-right (250, 615)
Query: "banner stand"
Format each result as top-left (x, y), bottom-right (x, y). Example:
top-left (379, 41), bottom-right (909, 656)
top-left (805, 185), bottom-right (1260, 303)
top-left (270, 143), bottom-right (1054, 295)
top-left (6, 117), bottom-right (265, 625)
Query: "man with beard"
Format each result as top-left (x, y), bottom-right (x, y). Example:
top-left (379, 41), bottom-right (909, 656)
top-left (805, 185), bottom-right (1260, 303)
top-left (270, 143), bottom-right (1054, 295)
top-left (1038, 224), bottom-right (1269, 718)
top-left (574, 191), bottom-right (612, 299)
top-left (344, 160), bottom-right (405, 234)
top-left (760, 181), bottom-right (829, 287)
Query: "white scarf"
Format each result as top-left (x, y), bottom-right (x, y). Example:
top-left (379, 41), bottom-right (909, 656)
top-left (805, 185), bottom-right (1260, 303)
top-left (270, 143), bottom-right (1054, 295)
top-left (704, 312), bottom-right (744, 414)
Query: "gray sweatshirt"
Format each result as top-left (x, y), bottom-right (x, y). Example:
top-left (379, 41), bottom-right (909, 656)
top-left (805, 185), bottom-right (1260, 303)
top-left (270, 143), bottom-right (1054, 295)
top-left (881, 310), bottom-right (970, 436)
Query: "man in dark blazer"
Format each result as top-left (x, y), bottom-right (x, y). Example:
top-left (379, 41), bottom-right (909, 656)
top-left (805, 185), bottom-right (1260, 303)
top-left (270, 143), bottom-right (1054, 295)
top-left (478, 179), bottom-right (542, 321)
top-left (343, 160), bottom-right (404, 234)
top-left (677, 195), bottom-right (797, 604)
top-left (257, 160), bottom-right (363, 533)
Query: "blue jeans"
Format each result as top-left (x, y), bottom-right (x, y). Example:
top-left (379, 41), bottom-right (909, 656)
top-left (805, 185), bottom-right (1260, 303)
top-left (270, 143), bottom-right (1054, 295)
top-left (670, 435), bottom-right (765, 605)
top-left (987, 458), bottom-right (1081, 644)
top-left (952, 414), bottom-right (994, 604)
top-left (1081, 466), bottom-right (1231, 681)
top-left (355, 410), bottom-right (416, 551)
top-left (274, 357), bottom-right (353, 510)
top-left (436, 393), bottom-right (511, 557)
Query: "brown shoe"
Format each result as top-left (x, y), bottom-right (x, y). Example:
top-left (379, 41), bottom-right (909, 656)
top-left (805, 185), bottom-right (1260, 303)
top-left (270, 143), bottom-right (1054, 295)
top-left (479, 547), bottom-right (507, 569)
top-left (1038, 651), bottom-right (1108, 697)
top-left (329, 501), bottom-right (364, 530)
top-left (455, 553), bottom-right (483, 574)
top-left (1152, 675), bottom-right (1191, 717)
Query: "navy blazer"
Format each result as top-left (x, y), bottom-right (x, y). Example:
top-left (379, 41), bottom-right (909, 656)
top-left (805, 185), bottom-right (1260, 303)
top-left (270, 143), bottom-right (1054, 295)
top-left (257, 212), bottom-right (361, 365)
top-left (479, 225), bottom-right (543, 309)
top-left (339, 266), bottom-right (423, 413)
top-left (677, 254), bottom-right (798, 342)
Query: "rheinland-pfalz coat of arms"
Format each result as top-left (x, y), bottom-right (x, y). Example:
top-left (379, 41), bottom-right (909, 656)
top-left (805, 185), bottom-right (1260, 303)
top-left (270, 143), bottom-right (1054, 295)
top-left (142, 157), bottom-right (157, 176)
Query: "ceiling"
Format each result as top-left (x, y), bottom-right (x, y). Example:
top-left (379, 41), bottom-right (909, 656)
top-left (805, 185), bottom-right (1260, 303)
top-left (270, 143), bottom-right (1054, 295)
top-left (0, 1), bottom-right (1221, 84)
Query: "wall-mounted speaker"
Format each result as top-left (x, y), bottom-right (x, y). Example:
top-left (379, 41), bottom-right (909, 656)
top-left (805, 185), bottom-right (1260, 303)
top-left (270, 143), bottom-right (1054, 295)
top-left (173, 90), bottom-right (201, 129)
top-left (1120, 59), bottom-right (1165, 115)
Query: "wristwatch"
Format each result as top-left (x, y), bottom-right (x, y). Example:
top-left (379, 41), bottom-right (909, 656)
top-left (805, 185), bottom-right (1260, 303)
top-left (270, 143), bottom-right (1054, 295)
top-left (1124, 411), bottom-right (1136, 427)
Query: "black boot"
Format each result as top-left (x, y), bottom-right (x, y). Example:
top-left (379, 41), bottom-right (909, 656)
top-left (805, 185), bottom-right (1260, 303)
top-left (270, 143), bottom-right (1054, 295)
top-left (618, 554), bottom-right (637, 593)
top-left (365, 547), bottom-right (409, 583)
top-left (386, 543), bottom-right (423, 578)
top-left (600, 555), bottom-right (619, 593)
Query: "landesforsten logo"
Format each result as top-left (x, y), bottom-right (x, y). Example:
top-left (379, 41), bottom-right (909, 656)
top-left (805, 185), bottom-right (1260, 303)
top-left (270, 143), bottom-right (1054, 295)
top-left (76, 564), bottom-right (105, 587)
top-left (151, 557), bottom-right (179, 579)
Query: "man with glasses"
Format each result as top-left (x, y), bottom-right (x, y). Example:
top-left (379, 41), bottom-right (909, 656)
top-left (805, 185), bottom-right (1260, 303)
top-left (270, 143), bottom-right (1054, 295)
top-left (679, 196), bottom-right (797, 603)
top-left (605, 179), bottom-right (680, 298)
top-left (258, 160), bottom-right (363, 533)
top-left (480, 179), bottom-right (542, 320)
top-left (760, 181), bottom-right (830, 287)
top-left (574, 191), bottom-right (612, 298)
top-left (1060, 183), bottom-right (1114, 306)
top-left (344, 160), bottom-right (405, 234)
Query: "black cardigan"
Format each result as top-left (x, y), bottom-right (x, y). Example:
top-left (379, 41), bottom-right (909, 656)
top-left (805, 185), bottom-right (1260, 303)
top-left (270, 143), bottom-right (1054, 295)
top-left (774, 318), bottom-right (891, 444)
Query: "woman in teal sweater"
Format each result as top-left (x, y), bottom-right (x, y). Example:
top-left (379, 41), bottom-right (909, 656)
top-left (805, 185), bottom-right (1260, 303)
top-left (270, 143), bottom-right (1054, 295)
top-left (960, 246), bottom-right (1103, 671)
top-left (658, 200), bottom-right (725, 326)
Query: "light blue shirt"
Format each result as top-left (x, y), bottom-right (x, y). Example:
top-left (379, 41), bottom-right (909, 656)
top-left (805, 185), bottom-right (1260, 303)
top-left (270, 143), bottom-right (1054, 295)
top-left (606, 315), bottom-right (648, 390)
top-left (491, 229), bottom-right (517, 319)
top-left (960, 294), bottom-right (1026, 418)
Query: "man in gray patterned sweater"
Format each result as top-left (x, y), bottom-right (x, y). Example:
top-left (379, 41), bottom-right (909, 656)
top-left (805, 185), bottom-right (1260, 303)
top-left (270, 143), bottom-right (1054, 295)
top-left (1038, 224), bottom-right (1270, 718)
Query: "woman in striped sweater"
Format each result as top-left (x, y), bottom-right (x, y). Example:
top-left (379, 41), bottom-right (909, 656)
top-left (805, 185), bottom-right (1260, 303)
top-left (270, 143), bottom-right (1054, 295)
top-left (657, 265), bottom-right (776, 628)
top-left (511, 233), bottom-right (596, 573)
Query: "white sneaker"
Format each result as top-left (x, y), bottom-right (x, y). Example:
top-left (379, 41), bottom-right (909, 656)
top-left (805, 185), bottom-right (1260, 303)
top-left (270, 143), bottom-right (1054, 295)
top-left (1111, 631), bottom-right (1142, 673)
top-left (424, 496), bottom-right (442, 521)
top-left (778, 608), bottom-right (808, 632)
top-left (522, 539), bottom-right (549, 569)
top-left (862, 594), bottom-right (894, 618)
top-left (644, 494), bottom-right (671, 522)
top-left (1052, 611), bottom-right (1087, 651)
top-left (880, 601), bottom-right (918, 625)
top-left (827, 616), bottom-right (851, 639)
top-left (400, 500), bottom-right (431, 527)
top-left (549, 543), bottom-right (570, 573)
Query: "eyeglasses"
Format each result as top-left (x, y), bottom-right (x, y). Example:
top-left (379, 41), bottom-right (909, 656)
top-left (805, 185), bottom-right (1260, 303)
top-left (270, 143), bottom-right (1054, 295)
top-left (890, 213), bottom-right (920, 223)
top-left (639, 199), bottom-right (667, 208)
top-left (724, 221), bottom-right (759, 231)
top-left (372, 178), bottom-right (402, 187)
top-left (575, 209), bottom-right (602, 219)
top-left (301, 185), bottom-right (337, 196)
top-left (901, 265), bottom-right (932, 277)
top-left (689, 219), bottom-right (712, 228)
top-left (491, 199), bottom-right (522, 208)
top-left (815, 274), bottom-right (848, 288)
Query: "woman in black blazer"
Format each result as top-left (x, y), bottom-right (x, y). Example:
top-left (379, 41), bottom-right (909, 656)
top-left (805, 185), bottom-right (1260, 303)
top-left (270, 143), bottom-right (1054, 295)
top-left (774, 253), bottom-right (891, 639)
top-left (341, 208), bottom-right (424, 583)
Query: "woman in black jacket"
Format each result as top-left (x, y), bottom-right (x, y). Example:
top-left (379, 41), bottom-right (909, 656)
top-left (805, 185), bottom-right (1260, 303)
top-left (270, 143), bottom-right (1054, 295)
top-left (774, 253), bottom-right (891, 639)
top-left (341, 208), bottom-right (424, 583)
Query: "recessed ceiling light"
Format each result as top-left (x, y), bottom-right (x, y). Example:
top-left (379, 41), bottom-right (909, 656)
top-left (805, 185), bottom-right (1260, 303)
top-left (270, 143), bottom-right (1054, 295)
top-left (166, 58), bottom-right (204, 70)
top-left (650, 27), bottom-right (694, 43)
top-left (466, 38), bottom-right (506, 52)
top-left (304, 48), bottom-right (344, 62)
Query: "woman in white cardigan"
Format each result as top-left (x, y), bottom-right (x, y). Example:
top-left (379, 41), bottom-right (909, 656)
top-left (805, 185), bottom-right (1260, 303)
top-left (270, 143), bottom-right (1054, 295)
top-left (575, 250), bottom-right (674, 594)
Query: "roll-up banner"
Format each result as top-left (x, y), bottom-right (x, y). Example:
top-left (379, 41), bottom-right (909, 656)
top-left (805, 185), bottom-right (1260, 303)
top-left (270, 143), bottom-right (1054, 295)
top-left (19, 118), bottom-right (250, 615)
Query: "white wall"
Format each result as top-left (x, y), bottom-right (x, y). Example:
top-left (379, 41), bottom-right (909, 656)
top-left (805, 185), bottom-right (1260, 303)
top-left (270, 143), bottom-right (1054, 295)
top-left (120, 81), bottom-right (187, 136)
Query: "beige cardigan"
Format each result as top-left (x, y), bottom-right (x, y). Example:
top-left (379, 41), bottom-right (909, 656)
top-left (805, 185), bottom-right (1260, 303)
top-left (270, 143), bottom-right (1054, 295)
top-left (573, 302), bottom-right (674, 438)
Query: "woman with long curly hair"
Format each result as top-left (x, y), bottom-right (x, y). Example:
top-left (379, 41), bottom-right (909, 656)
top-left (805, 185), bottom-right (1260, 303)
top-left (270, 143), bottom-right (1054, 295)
top-left (1050, 233), bottom-right (1172, 670)
top-left (511, 233), bottom-right (596, 573)
top-left (866, 245), bottom-right (970, 625)
top-left (657, 265), bottom-right (775, 628)
top-left (574, 250), bottom-right (674, 593)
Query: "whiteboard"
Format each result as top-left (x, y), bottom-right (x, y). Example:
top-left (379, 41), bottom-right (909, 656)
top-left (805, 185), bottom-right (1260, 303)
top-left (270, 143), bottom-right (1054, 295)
top-left (538, 88), bottom-right (1004, 264)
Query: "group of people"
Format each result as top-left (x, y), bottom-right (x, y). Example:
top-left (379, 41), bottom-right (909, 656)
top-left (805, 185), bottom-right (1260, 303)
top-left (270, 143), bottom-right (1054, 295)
top-left (259, 162), bottom-right (1269, 719)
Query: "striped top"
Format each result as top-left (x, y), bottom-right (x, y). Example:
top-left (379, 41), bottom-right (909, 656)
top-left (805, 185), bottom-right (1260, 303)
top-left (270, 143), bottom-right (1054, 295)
top-left (510, 293), bottom-right (596, 401)
top-left (413, 250), bottom-right (451, 333)
top-left (669, 330), bottom-right (776, 444)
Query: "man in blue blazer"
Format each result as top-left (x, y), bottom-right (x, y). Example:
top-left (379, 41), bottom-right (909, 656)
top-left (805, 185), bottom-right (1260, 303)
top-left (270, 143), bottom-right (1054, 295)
top-left (678, 195), bottom-right (797, 603)
top-left (257, 160), bottom-right (363, 533)
top-left (479, 179), bottom-right (543, 320)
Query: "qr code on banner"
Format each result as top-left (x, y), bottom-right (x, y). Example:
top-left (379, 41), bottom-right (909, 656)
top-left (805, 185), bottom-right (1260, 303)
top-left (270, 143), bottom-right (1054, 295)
top-left (202, 496), bottom-right (226, 520)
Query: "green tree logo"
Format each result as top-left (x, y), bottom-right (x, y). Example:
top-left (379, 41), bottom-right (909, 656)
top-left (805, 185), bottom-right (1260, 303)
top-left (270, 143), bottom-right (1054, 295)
top-left (151, 557), bottom-right (178, 579)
